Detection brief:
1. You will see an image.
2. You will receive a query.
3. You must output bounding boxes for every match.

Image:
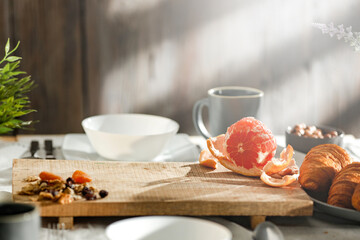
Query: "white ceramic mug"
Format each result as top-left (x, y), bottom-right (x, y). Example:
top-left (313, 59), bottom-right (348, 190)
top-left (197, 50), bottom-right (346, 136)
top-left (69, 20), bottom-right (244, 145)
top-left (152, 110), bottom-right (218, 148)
top-left (193, 86), bottom-right (264, 138)
top-left (0, 203), bottom-right (40, 240)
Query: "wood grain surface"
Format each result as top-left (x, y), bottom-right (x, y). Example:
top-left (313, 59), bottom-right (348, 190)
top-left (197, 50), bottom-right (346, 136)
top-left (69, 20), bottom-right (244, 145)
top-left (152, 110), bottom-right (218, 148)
top-left (10, 0), bottom-right (85, 133)
top-left (12, 158), bottom-right (313, 217)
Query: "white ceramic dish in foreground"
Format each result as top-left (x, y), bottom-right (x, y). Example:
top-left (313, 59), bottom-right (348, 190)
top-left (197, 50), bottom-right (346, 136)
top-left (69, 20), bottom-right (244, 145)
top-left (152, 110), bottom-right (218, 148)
top-left (82, 114), bottom-right (179, 161)
top-left (106, 216), bottom-right (232, 240)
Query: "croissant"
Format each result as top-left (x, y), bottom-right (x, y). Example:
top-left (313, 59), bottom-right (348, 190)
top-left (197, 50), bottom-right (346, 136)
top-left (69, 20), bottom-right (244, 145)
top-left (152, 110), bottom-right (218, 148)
top-left (327, 162), bottom-right (360, 209)
top-left (352, 183), bottom-right (360, 211)
top-left (299, 144), bottom-right (352, 192)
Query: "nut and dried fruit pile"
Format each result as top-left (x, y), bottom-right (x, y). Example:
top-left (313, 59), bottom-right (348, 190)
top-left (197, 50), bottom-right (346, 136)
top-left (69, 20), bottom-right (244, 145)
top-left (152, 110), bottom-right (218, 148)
top-left (19, 170), bottom-right (108, 204)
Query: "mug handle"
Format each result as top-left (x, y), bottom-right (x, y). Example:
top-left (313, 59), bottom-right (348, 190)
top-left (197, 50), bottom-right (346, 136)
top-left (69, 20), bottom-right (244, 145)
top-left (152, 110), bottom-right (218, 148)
top-left (192, 98), bottom-right (211, 139)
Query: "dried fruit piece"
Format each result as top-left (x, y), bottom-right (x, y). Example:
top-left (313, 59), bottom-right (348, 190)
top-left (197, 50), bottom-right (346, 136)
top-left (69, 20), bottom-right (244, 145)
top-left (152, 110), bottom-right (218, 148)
top-left (199, 149), bottom-right (218, 169)
top-left (84, 192), bottom-right (97, 200)
top-left (39, 171), bottom-right (63, 181)
top-left (99, 190), bottom-right (109, 198)
top-left (72, 170), bottom-right (92, 184)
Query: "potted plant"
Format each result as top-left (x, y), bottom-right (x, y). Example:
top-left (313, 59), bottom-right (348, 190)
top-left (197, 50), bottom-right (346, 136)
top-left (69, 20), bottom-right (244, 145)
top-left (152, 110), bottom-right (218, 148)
top-left (0, 39), bottom-right (36, 135)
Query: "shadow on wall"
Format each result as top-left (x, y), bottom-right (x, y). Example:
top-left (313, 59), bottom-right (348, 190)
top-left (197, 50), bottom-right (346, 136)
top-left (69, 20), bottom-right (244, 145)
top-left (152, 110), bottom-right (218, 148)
top-left (88, 0), bottom-right (360, 136)
top-left (2, 0), bottom-right (359, 136)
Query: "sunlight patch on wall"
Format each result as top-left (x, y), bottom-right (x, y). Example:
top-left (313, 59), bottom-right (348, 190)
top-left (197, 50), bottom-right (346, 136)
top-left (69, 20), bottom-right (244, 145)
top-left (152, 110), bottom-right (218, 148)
top-left (107, 0), bottom-right (165, 17)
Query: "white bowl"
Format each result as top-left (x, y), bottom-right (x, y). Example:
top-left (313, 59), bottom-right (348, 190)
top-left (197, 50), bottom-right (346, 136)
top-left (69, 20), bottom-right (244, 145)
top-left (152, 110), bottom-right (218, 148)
top-left (81, 114), bottom-right (179, 161)
top-left (105, 216), bottom-right (232, 240)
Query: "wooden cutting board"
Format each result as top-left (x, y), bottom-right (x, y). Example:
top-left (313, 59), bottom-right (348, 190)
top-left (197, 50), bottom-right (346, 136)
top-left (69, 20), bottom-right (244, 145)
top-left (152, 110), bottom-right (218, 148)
top-left (12, 158), bottom-right (313, 218)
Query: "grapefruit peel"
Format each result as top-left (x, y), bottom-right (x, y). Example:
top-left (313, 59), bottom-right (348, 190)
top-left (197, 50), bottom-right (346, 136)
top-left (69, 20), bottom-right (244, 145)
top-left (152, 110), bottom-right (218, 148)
top-left (199, 149), bottom-right (218, 169)
top-left (260, 172), bottom-right (299, 187)
top-left (263, 145), bottom-right (293, 175)
top-left (206, 134), bottom-right (231, 163)
top-left (260, 145), bottom-right (299, 187)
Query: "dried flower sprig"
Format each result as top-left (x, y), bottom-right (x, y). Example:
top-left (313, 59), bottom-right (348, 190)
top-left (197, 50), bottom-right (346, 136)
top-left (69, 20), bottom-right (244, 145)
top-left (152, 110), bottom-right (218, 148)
top-left (312, 22), bottom-right (360, 52)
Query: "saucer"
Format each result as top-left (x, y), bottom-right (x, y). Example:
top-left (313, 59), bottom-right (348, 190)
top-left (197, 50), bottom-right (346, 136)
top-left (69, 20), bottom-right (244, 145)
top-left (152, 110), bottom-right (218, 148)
top-left (62, 133), bottom-right (200, 162)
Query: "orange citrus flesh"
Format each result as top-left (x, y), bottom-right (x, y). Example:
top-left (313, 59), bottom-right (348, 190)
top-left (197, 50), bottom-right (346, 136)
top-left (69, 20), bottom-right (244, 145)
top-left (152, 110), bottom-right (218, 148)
top-left (72, 170), bottom-right (92, 183)
top-left (207, 133), bottom-right (262, 176)
top-left (39, 171), bottom-right (63, 181)
top-left (263, 145), bottom-right (294, 175)
top-left (223, 117), bottom-right (277, 176)
top-left (224, 117), bottom-right (277, 169)
top-left (199, 149), bottom-right (218, 169)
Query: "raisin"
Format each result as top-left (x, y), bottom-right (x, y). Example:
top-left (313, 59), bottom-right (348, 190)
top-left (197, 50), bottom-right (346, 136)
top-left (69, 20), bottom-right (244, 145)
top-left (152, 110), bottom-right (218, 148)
top-left (99, 190), bottom-right (108, 198)
top-left (85, 193), bottom-right (96, 200)
top-left (82, 186), bottom-right (92, 196)
top-left (65, 177), bottom-right (74, 188)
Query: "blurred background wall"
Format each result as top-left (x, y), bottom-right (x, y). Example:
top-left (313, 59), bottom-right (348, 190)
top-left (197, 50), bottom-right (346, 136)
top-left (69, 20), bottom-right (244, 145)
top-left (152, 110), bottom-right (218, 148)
top-left (1, 0), bottom-right (360, 136)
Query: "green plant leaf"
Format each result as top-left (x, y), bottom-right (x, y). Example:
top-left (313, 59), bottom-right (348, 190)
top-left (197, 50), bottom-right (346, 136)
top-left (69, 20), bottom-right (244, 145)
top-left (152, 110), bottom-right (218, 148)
top-left (6, 56), bottom-right (22, 62)
top-left (0, 40), bottom-right (36, 135)
top-left (4, 39), bottom-right (10, 55)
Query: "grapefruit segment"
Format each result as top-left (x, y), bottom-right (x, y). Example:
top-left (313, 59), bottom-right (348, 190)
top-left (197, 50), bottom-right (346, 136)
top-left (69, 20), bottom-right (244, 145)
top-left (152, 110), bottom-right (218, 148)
top-left (207, 133), bottom-right (261, 176)
top-left (222, 117), bottom-right (277, 176)
top-left (199, 149), bottom-right (218, 169)
top-left (263, 145), bottom-right (294, 175)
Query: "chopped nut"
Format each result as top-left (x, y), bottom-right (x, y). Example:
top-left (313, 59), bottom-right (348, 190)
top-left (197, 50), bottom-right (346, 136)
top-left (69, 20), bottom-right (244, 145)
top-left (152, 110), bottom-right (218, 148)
top-left (38, 191), bottom-right (54, 200)
top-left (57, 193), bottom-right (73, 205)
top-left (23, 176), bottom-right (40, 182)
top-left (19, 182), bottom-right (41, 195)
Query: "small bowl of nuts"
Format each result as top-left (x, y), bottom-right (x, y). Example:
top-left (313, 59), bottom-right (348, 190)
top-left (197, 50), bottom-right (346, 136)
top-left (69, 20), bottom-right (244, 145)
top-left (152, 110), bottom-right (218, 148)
top-left (285, 123), bottom-right (344, 153)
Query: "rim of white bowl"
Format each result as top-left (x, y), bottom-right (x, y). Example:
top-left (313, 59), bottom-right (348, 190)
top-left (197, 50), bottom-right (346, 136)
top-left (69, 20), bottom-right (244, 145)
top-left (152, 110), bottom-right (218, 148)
top-left (105, 216), bottom-right (232, 240)
top-left (81, 113), bottom-right (179, 136)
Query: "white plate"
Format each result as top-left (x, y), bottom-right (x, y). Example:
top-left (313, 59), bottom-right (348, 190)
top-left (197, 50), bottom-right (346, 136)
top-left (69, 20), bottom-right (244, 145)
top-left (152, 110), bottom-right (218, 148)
top-left (61, 133), bottom-right (200, 162)
top-left (105, 216), bottom-right (232, 240)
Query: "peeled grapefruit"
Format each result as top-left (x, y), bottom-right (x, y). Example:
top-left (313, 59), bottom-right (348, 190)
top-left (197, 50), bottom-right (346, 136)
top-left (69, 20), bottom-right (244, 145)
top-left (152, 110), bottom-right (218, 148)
top-left (221, 117), bottom-right (277, 176)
